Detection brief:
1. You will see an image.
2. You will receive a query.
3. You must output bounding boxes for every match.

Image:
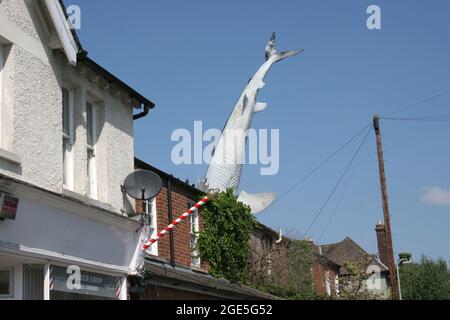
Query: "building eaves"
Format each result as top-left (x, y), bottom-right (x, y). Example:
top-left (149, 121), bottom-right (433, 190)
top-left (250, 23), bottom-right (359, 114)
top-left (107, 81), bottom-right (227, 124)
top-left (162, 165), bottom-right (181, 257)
top-left (56, 0), bottom-right (155, 111)
top-left (134, 158), bottom-right (203, 196)
top-left (143, 258), bottom-right (281, 300)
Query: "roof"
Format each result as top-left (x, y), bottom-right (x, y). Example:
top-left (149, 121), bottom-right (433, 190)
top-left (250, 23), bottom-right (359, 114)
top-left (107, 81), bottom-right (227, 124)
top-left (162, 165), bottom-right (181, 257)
top-left (142, 258), bottom-right (281, 300)
top-left (316, 237), bottom-right (388, 273)
top-left (47, 0), bottom-right (155, 110)
top-left (44, 0), bottom-right (79, 64)
top-left (77, 57), bottom-right (155, 109)
top-left (134, 158), bottom-right (203, 196)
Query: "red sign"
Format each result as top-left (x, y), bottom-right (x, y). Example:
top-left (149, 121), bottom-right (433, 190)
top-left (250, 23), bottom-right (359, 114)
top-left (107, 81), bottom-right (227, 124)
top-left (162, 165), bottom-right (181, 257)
top-left (0, 194), bottom-right (19, 220)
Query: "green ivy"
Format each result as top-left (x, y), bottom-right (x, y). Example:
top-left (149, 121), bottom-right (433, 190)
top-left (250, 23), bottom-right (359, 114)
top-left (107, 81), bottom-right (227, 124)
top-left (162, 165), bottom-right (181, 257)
top-left (197, 189), bottom-right (257, 284)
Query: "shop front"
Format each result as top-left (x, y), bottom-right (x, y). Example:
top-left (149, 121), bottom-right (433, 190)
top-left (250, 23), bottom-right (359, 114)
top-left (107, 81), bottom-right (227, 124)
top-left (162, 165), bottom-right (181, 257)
top-left (50, 265), bottom-right (122, 300)
top-left (0, 175), bottom-right (143, 300)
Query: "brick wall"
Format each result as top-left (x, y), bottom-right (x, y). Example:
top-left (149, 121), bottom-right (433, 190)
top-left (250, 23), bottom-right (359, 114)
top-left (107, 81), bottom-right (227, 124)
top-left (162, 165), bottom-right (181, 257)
top-left (137, 181), bottom-right (207, 270)
top-left (312, 256), bottom-right (339, 297)
top-left (375, 222), bottom-right (389, 267)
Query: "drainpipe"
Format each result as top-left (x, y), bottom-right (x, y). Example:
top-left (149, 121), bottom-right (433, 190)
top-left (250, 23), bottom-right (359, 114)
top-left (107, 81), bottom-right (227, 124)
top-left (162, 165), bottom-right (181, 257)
top-left (167, 176), bottom-right (176, 267)
top-left (133, 104), bottom-right (151, 121)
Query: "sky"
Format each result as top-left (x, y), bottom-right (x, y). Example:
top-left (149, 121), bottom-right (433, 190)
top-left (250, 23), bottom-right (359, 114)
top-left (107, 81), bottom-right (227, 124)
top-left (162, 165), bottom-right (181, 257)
top-left (67, 0), bottom-right (450, 262)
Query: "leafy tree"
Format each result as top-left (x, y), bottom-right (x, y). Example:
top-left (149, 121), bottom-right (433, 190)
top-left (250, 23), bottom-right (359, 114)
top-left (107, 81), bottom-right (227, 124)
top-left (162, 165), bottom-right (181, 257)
top-left (338, 262), bottom-right (381, 300)
top-left (247, 231), bottom-right (316, 300)
top-left (196, 189), bottom-right (257, 284)
top-left (399, 255), bottom-right (450, 300)
top-left (268, 239), bottom-right (315, 299)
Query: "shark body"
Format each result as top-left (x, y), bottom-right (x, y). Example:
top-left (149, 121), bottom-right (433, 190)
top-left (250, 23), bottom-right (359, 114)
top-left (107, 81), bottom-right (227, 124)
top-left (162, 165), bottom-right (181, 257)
top-left (199, 33), bottom-right (303, 213)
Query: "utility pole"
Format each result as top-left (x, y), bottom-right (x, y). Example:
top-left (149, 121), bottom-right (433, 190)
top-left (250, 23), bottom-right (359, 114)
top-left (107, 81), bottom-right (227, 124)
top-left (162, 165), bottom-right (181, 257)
top-left (373, 114), bottom-right (400, 300)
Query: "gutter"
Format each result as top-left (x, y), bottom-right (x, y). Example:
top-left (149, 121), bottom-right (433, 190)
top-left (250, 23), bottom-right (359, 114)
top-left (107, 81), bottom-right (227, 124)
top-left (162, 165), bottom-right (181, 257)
top-left (133, 105), bottom-right (151, 121)
top-left (77, 53), bottom-right (156, 112)
top-left (134, 158), bottom-right (203, 195)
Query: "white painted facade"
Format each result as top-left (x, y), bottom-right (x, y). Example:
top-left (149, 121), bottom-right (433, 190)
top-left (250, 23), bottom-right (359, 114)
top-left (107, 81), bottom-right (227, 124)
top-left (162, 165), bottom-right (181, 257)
top-left (0, 0), bottom-right (147, 300)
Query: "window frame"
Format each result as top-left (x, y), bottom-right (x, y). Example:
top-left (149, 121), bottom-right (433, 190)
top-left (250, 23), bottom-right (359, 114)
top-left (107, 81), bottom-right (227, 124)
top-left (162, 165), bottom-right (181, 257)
top-left (62, 87), bottom-right (75, 191)
top-left (0, 267), bottom-right (14, 298)
top-left (189, 201), bottom-right (201, 268)
top-left (86, 100), bottom-right (98, 199)
top-left (143, 198), bottom-right (158, 256)
top-left (325, 270), bottom-right (332, 296)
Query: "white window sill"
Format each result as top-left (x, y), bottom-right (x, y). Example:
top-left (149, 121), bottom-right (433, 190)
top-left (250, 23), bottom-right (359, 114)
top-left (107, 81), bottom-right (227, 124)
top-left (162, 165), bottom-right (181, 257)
top-left (0, 148), bottom-right (21, 165)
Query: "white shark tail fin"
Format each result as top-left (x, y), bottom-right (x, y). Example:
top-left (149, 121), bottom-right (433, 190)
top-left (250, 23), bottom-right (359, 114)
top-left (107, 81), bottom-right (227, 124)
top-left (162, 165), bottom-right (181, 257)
top-left (275, 49), bottom-right (304, 63)
top-left (238, 191), bottom-right (276, 214)
top-left (265, 33), bottom-right (277, 61)
top-left (265, 32), bottom-right (304, 62)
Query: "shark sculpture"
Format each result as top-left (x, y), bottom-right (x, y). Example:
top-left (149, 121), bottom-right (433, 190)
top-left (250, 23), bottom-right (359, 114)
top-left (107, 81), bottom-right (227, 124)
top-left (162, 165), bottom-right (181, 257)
top-left (199, 33), bottom-right (303, 214)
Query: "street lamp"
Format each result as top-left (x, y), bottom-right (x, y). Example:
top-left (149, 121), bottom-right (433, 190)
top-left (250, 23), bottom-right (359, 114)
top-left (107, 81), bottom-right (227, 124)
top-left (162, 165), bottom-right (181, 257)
top-left (396, 258), bottom-right (411, 300)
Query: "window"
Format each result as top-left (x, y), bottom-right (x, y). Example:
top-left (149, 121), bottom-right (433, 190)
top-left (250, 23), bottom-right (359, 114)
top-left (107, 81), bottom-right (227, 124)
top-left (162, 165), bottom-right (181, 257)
top-left (62, 88), bottom-right (74, 190)
top-left (0, 268), bottom-right (13, 297)
top-left (86, 101), bottom-right (97, 199)
top-left (189, 201), bottom-right (201, 268)
top-left (325, 271), bottom-right (331, 296)
top-left (334, 274), bottom-right (339, 297)
top-left (143, 199), bottom-right (157, 256)
top-left (266, 239), bottom-right (273, 276)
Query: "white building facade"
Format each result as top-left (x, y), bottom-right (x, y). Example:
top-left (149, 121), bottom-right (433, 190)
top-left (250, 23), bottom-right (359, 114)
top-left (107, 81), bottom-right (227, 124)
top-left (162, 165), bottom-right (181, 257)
top-left (0, 0), bottom-right (154, 300)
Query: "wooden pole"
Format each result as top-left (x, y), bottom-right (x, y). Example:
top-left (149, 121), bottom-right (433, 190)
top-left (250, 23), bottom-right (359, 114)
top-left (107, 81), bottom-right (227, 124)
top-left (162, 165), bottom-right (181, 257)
top-left (373, 114), bottom-right (399, 300)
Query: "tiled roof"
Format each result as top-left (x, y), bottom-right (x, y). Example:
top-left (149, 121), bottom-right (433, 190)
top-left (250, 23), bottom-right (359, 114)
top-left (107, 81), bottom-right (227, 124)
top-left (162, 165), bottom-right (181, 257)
top-left (316, 237), bottom-right (388, 273)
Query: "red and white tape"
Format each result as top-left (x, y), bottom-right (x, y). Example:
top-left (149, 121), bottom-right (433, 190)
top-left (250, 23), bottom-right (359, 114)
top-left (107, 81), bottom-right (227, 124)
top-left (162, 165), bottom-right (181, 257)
top-left (143, 197), bottom-right (209, 250)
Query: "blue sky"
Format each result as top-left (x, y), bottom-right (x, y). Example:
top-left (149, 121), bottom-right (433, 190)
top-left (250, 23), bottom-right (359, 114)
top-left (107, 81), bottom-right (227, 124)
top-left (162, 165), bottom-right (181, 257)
top-left (67, 0), bottom-right (450, 262)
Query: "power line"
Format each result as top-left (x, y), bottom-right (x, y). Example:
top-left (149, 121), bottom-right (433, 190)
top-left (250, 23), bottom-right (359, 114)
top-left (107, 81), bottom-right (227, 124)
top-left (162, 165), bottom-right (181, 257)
top-left (272, 123), bottom-right (372, 207)
top-left (383, 88), bottom-right (450, 117)
top-left (302, 127), bottom-right (372, 239)
top-left (271, 89), bottom-right (450, 210)
top-left (381, 116), bottom-right (450, 122)
top-left (316, 134), bottom-right (367, 243)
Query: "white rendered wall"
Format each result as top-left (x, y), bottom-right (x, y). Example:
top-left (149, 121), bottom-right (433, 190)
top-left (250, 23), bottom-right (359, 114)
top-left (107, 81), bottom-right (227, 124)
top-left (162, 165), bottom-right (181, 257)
top-left (0, 0), bottom-right (135, 213)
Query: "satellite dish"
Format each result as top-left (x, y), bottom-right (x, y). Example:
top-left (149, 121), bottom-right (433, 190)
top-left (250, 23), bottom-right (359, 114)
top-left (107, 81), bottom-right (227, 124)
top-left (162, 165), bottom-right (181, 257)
top-left (122, 169), bottom-right (163, 200)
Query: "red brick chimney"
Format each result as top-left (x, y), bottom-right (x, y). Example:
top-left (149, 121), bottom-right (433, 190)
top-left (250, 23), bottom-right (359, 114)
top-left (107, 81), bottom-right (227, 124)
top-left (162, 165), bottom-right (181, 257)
top-left (375, 221), bottom-right (389, 267)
